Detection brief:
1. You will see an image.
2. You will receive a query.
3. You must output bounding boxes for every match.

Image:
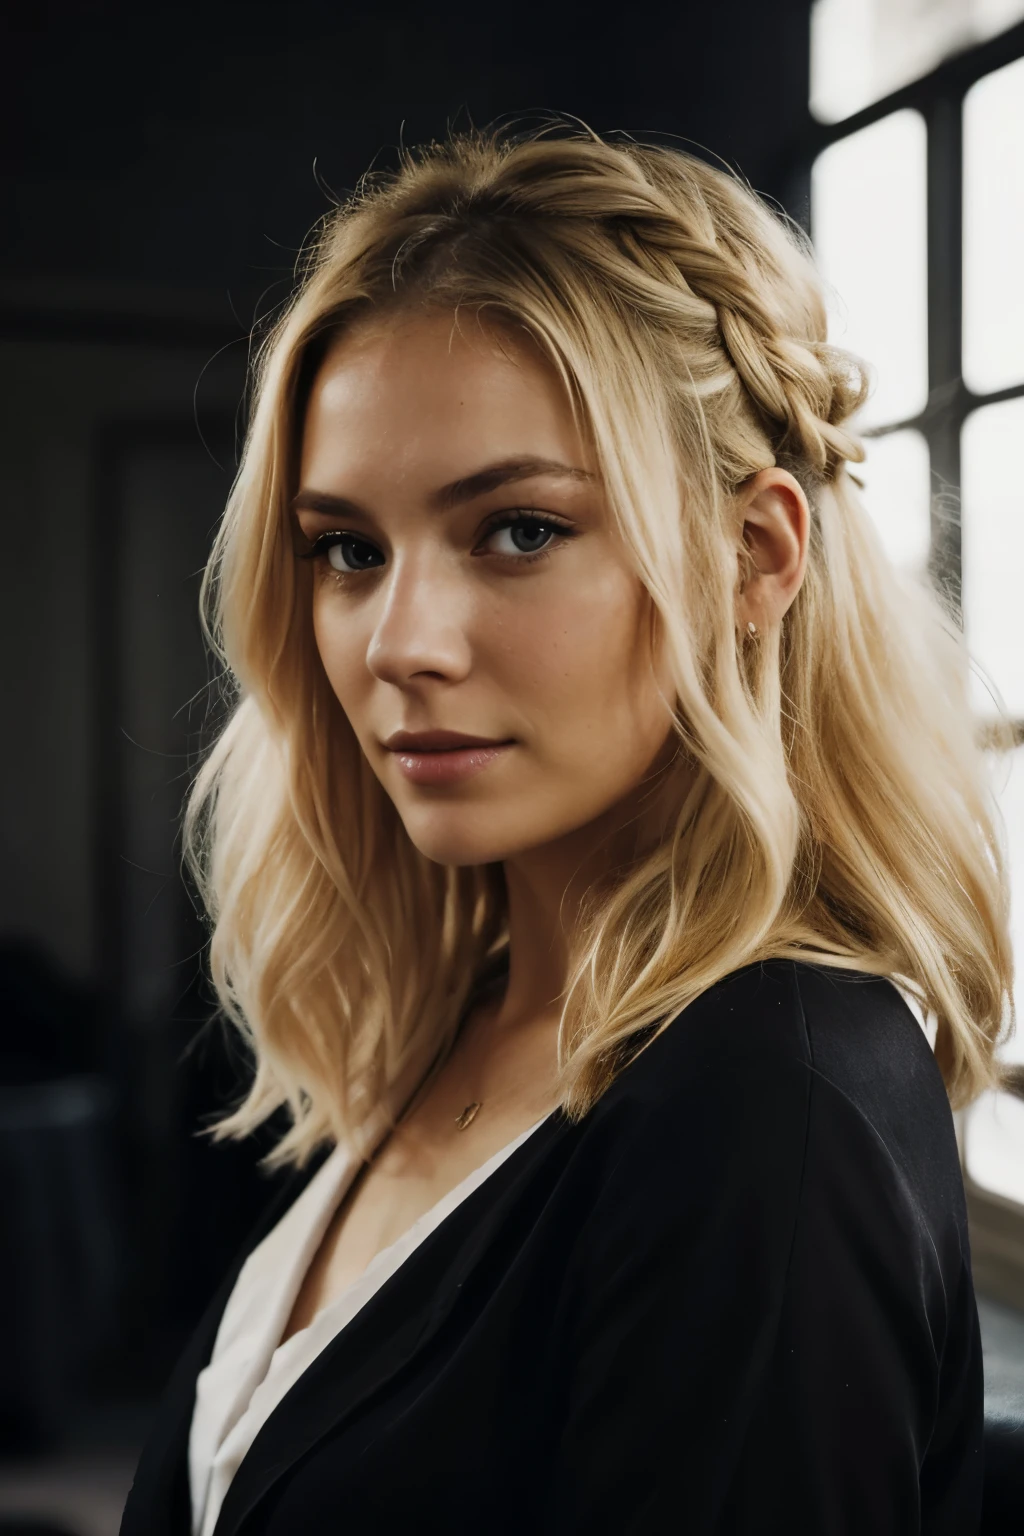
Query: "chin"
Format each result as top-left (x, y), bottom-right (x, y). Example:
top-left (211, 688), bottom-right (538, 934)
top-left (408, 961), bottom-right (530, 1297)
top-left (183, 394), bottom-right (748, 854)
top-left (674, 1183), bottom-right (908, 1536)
top-left (396, 802), bottom-right (554, 868)
top-left (400, 822), bottom-right (518, 868)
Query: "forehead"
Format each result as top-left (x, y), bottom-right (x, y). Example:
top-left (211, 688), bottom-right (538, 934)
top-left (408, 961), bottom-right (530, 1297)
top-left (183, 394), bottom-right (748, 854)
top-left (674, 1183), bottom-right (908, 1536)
top-left (298, 311), bottom-right (587, 487)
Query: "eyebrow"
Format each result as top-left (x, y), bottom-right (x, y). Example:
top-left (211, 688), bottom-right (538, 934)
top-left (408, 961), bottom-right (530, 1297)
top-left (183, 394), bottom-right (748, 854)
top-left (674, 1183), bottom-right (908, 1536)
top-left (291, 456), bottom-right (595, 518)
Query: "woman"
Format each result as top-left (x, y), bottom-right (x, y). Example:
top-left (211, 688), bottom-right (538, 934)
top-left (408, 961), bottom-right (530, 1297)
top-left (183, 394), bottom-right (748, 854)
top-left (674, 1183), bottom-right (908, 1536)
top-left (121, 127), bottom-right (1014, 1534)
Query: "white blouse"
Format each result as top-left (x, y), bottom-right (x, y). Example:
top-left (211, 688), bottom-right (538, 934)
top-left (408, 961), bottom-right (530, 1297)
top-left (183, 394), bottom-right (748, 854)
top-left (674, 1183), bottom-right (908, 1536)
top-left (188, 1111), bottom-right (550, 1536)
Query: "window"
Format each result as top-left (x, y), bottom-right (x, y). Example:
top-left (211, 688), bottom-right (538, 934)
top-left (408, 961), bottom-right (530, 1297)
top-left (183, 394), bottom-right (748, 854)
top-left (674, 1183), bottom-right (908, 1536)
top-left (967, 738), bottom-right (1024, 1206)
top-left (858, 428), bottom-right (932, 574)
top-left (811, 0), bottom-right (1024, 124)
top-left (811, 110), bottom-right (929, 430)
top-left (963, 54), bottom-right (1024, 392)
top-left (961, 399), bottom-right (1024, 716)
top-left (808, 9), bottom-right (1024, 1302)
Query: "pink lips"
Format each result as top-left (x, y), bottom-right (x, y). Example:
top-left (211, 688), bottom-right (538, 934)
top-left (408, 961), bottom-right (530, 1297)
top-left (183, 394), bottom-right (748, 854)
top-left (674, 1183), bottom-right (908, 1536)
top-left (383, 731), bottom-right (515, 786)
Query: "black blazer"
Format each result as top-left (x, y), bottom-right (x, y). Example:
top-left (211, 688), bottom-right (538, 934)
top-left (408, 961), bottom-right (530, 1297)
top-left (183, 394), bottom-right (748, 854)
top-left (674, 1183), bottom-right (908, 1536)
top-left (120, 959), bottom-right (982, 1535)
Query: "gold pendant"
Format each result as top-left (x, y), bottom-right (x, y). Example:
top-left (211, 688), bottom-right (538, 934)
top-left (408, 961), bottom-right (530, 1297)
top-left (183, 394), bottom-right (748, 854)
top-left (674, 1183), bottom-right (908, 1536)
top-left (455, 1101), bottom-right (482, 1131)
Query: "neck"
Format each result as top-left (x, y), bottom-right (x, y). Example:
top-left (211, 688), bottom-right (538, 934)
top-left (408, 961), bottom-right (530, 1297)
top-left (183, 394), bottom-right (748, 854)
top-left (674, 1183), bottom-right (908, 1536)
top-left (495, 734), bottom-right (685, 1032)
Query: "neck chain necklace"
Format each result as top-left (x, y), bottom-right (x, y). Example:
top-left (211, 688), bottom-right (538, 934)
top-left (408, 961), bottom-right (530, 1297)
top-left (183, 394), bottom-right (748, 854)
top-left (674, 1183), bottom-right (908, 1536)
top-left (453, 962), bottom-right (509, 1131)
top-left (455, 1101), bottom-right (482, 1130)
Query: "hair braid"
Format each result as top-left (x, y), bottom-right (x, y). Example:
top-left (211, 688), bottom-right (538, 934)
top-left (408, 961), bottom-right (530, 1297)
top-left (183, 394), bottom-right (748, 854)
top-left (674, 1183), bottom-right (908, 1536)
top-left (188, 126), bottom-right (1011, 1166)
top-left (590, 159), bottom-right (871, 481)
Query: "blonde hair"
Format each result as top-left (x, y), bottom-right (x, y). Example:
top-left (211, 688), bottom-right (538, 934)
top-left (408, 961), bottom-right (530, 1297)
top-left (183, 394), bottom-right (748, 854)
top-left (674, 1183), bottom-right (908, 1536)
top-left (185, 125), bottom-right (1016, 1169)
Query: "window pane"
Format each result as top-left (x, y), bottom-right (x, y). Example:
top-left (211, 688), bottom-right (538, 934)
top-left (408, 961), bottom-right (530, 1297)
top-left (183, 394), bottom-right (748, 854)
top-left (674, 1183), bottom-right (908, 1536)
top-left (812, 111), bottom-right (928, 429)
top-left (811, 0), bottom-right (1024, 123)
top-left (961, 399), bottom-right (1024, 716)
top-left (859, 429), bottom-right (931, 571)
top-left (964, 742), bottom-right (1024, 1204)
top-left (967, 1092), bottom-right (1024, 1204)
top-left (963, 55), bottom-right (1024, 394)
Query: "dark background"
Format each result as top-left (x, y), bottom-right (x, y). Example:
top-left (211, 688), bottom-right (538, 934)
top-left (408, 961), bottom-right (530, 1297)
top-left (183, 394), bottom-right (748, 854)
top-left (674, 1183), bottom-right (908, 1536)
top-left (0, 0), bottom-right (816, 1513)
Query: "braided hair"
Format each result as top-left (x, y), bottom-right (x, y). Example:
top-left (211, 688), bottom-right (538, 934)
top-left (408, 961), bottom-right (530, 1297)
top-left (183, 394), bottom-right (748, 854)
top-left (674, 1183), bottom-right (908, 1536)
top-left (189, 124), bottom-right (1012, 1165)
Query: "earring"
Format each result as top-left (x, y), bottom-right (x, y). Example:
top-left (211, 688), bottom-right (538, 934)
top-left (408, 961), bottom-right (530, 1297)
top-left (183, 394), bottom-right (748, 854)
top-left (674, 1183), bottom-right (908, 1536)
top-left (746, 620), bottom-right (758, 637)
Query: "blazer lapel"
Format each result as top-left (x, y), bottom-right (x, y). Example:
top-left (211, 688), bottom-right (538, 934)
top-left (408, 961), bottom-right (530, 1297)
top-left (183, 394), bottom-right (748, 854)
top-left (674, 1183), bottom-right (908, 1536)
top-left (119, 1150), bottom-right (331, 1536)
top-left (211, 1108), bottom-right (571, 1536)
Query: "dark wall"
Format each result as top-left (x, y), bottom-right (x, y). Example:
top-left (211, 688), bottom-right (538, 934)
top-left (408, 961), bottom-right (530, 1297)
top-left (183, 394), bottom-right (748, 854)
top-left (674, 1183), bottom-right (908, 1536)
top-left (0, 0), bottom-right (815, 977)
top-left (4, 1), bottom-right (812, 304)
top-left (0, 0), bottom-right (814, 1422)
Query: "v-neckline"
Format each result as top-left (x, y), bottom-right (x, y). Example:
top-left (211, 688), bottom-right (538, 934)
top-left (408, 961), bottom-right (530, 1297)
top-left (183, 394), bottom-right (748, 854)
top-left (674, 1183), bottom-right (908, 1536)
top-left (188, 1108), bottom-right (560, 1536)
top-left (276, 1106), bottom-right (555, 1351)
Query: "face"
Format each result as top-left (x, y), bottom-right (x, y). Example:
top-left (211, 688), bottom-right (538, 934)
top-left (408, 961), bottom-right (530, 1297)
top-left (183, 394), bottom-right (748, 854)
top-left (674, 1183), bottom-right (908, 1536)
top-left (293, 310), bottom-right (678, 868)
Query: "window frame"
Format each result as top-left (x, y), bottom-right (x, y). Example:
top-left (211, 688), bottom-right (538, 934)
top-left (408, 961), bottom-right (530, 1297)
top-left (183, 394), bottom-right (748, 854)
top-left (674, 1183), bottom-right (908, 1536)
top-left (796, 15), bottom-right (1024, 1305)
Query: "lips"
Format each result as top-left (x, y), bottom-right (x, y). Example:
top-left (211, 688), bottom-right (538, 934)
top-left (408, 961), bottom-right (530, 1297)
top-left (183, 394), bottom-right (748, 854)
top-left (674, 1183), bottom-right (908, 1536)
top-left (383, 729), bottom-right (513, 752)
top-left (384, 735), bottom-right (516, 786)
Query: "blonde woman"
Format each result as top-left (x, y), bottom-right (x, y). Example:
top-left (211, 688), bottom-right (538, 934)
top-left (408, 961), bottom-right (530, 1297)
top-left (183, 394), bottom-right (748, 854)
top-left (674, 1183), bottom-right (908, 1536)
top-left (121, 127), bottom-right (1013, 1535)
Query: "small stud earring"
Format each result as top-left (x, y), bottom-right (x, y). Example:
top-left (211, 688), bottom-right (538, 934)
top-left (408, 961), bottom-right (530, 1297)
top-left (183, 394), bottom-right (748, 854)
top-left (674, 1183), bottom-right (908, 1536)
top-left (746, 620), bottom-right (758, 637)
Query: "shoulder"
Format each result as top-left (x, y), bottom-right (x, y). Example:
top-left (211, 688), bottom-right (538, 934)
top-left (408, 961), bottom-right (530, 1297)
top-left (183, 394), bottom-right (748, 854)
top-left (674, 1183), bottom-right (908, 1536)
top-left (546, 966), bottom-right (979, 1531)
top-left (579, 959), bottom-right (961, 1229)
top-left (601, 956), bottom-right (945, 1116)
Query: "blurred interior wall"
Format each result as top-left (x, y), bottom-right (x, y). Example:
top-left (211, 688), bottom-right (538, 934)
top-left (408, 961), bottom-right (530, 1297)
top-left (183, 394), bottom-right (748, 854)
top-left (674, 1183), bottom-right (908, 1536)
top-left (0, 0), bottom-right (815, 1407)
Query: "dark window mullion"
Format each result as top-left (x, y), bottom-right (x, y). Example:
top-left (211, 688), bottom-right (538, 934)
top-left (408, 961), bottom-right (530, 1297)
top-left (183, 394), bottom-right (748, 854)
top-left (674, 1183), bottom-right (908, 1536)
top-left (803, 18), bottom-right (1024, 160)
top-left (965, 379), bottom-right (1024, 411)
top-left (924, 90), bottom-right (966, 620)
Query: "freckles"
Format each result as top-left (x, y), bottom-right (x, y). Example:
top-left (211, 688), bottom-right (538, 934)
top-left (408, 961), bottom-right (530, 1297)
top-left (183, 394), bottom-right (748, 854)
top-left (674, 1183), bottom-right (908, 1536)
top-left (566, 577), bottom-right (638, 662)
top-left (496, 571), bottom-right (637, 704)
top-left (488, 601), bottom-right (547, 675)
top-left (311, 596), bottom-right (337, 672)
top-left (312, 598), bottom-right (361, 697)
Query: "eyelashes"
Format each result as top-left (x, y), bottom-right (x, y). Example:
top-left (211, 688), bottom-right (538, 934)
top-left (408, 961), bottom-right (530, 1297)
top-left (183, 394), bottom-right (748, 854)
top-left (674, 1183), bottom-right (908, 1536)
top-left (298, 511), bottom-right (578, 576)
top-left (299, 530), bottom-right (384, 575)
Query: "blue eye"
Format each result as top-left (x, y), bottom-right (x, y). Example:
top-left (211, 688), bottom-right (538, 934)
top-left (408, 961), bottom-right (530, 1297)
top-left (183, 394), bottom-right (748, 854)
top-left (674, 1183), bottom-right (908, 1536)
top-left (486, 516), bottom-right (556, 558)
top-left (298, 511), bottom-right (577, 575)
top-left (481, 512), bottom-right (576, 564)
top-left (302, 532), bottom-right (384, 572)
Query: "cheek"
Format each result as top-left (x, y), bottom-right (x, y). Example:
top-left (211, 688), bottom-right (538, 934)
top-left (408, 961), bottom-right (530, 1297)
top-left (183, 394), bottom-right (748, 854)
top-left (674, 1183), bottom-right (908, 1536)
top-left (507, 572), bottom-right (666, 754)
top-left (312, 592), bottom-right (364, 710)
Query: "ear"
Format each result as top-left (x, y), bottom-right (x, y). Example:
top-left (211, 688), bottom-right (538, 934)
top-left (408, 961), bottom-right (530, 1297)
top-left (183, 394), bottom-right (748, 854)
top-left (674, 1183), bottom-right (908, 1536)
top-left (734, 468), bottom-right (810, 635)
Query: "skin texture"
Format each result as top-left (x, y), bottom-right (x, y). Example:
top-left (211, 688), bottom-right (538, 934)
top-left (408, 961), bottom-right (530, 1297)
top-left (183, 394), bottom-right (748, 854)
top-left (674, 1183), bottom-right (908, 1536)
top-left (282, 310), bottom-right (810, 1338)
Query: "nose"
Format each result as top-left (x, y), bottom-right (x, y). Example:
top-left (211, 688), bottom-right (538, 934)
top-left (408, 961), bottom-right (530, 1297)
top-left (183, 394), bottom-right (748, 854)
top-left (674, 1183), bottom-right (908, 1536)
top-left (365, 546), bottom-right (474, 687)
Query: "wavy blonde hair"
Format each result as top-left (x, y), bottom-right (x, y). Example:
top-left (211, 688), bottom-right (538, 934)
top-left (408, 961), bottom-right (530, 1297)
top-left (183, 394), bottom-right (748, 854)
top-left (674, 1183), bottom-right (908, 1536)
top-left (185, 125), bottom-right (1016, 1169)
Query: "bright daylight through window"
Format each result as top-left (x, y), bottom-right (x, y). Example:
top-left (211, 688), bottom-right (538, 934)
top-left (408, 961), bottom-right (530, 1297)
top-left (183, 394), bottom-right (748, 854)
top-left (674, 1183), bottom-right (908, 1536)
top-left (810, 5), bottom-right (1024, 1210)
top-left (810, 0), bottom-right (1024, 123)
